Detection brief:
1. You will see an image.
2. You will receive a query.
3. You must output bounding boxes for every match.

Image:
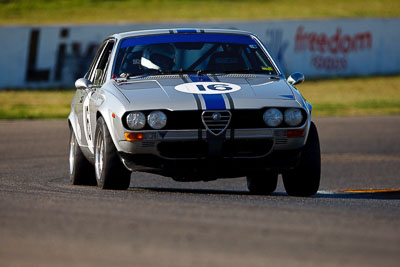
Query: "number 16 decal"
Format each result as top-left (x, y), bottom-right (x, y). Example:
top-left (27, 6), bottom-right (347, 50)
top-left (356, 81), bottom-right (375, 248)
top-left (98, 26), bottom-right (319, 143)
top-left (176, 82), bottom-right (241, 94)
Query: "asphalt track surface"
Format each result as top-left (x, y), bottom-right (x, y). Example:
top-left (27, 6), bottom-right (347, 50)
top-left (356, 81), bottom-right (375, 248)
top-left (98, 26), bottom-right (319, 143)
top-left (0, 116), bottom-right (399, 267)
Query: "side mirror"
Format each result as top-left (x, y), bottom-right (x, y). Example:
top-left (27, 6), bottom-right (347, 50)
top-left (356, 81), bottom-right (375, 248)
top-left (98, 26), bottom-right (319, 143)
top-left (75, 78), bottom-right (92, 90)
top-left (287, 72), bottom-right (305, 86)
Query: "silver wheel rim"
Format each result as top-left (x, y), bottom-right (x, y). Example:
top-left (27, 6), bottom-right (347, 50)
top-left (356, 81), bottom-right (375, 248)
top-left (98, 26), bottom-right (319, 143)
top-left (69, 133), bottom-right (75, 176)
top-left (95, 133), bottom-right (104, 180)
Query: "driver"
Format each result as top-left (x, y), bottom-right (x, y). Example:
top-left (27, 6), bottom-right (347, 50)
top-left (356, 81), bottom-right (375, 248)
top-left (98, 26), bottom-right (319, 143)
top-left (140, 43), bottom-right (176, 72)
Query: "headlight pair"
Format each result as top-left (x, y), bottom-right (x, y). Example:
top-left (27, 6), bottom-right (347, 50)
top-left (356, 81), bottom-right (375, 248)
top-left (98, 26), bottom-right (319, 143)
top-left (126, 111), bottom-right (167, 130)
top-left (263, 108), bottom-right (303, 127)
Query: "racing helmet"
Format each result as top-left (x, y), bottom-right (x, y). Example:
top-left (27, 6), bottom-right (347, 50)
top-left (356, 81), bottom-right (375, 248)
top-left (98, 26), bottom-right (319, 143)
top-left (141, 43), bottom-right (176, 72)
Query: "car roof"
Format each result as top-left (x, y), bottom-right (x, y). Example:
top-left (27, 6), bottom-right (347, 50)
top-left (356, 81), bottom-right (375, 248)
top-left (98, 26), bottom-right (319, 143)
top-left (110, 28), bottom-right (256, 40)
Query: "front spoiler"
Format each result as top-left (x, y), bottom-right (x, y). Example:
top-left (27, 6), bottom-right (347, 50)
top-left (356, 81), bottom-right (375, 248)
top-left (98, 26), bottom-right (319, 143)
top-left (119, 149), bottom-right (302, 181)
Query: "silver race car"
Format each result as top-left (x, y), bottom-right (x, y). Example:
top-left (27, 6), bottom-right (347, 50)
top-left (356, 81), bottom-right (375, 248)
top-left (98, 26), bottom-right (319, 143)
top-left (69, 29), bottom-right (321, 196)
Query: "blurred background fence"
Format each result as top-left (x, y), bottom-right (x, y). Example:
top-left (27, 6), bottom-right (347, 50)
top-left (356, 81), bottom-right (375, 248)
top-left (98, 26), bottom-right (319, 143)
top-left (1, 18), bottom-right (399, 89)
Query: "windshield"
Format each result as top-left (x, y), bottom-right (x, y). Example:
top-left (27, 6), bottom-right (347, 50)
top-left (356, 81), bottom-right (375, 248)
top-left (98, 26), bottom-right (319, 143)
top-left (113, 33), bottom-right (277, 78)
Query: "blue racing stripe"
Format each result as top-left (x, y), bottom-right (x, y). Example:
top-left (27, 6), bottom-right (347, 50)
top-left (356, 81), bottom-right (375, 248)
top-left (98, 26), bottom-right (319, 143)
top-left (202, 94), bottom-right (226, 110)
top-left (188, 75), bottom-right (226, 110)
top-left (188, 74), bottom-right (211, 82)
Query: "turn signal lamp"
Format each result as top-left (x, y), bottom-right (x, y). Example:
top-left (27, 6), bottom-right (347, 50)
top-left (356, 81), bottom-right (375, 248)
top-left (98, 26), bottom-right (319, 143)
top-left (287, 129), bottom-right (305, 138)
top-left (124, 132), bottom-right (144, 141)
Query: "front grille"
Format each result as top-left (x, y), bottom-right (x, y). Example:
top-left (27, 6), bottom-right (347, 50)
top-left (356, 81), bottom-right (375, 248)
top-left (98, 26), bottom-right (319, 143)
top-left (122, 108), bottom-right (306, 130)
top-left (275, 137), bottom-right (288, 145)
top-left (274, 129), bottom-right (288, 145)
top-left (229, 109), bottom-right (265, 128)
top-left (201, 110), bottom-right (231, 136)
top-left (142, 141), bottom-right (155, 147)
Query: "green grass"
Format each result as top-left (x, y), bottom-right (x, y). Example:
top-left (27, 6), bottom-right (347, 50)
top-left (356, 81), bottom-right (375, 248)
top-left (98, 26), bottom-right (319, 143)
top-left (298, 76), bottom-right (400, 116)
top-left (0, 0), bottom-right (399, 25)
top-left (0, 90), bottom-right (74, 119)
top-left (1, 76), bottom-right (399, 119)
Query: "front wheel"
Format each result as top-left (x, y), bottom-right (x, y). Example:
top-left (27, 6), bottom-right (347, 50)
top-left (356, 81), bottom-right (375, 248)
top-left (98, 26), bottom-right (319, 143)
top-left (69, 128), bottom-right (96, 186)
top-left (246, 171), bottom-right (278, 195)
top-left (94, 117), bottom-right (131, 190)
top-left (282, 121), bottom-right (321, 197)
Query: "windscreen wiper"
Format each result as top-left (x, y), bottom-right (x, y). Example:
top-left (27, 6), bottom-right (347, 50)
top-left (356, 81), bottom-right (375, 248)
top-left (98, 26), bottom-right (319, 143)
top-left (159, 70), bottom-right (197, 75)
top-left (216, 69), bottom-right (273, 74)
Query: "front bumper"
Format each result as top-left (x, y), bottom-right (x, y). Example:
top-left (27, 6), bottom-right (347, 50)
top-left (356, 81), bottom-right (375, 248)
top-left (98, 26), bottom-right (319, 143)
top-left (117, 127), bottom-right (307, 179)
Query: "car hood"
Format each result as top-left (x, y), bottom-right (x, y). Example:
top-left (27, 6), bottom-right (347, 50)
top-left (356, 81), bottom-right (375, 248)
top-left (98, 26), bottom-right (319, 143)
top-left (115, 75), bottom-right (299, 111)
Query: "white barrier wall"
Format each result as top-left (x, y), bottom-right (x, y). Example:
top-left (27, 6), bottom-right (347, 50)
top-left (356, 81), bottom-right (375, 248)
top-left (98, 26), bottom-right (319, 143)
top-left (0, 18), bottom-right (399, 88)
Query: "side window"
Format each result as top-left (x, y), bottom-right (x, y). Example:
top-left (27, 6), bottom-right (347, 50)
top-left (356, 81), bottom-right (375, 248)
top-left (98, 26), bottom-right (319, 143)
top-left (86, 41), bottom-right (107, 81)
top-left (88, 40), bottom-right (115, 86)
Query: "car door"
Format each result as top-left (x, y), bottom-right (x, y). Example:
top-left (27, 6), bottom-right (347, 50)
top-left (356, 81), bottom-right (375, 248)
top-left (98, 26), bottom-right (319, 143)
top-left (73, 40), bottom-right (108, 152)
top-left (85, 39), bottom-right (115, 154)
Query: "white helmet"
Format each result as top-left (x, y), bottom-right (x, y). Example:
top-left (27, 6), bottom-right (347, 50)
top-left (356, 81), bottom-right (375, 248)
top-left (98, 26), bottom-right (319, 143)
top-left (141, 44), bottom-right (176, 72)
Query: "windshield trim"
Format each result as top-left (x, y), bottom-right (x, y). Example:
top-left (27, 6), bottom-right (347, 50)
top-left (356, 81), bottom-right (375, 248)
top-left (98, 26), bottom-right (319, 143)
top-left (111, 33), bottom-right (282, 80)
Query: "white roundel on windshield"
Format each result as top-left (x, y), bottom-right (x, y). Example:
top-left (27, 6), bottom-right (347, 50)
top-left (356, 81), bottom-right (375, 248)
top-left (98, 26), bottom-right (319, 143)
top-left (175, 82), bottom-right (241, 94)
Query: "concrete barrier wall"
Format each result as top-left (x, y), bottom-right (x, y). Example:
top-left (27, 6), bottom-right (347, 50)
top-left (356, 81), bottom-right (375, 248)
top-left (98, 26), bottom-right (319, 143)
top-left (0, 18), bottom-right (399, 88)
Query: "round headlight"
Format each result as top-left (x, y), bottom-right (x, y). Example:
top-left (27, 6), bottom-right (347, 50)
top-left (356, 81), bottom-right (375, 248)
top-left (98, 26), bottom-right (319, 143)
top-left (284, 108), bottom-right (303, 126)
top-left (126, 112), bottom-right (146, 130)
top-left (263, 108), bottom-right (283, 127)
top-left (147, 111), bottom-right (167, 129)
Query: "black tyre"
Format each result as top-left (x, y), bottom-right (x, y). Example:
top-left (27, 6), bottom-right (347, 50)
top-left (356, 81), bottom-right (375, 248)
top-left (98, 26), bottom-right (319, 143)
top-left (69, 128), bottom-right (96, 186)
top-left (282, 121), bottom-right (321, 197)
top-left (94, 117), bottom-right (131, 190)
top-left (247, 171), bottom-right (278, 194)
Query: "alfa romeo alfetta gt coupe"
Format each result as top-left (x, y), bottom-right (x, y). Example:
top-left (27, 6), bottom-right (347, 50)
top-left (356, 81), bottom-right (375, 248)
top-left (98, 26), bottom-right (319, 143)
top-left (69, 29), bottom-right (321, 196)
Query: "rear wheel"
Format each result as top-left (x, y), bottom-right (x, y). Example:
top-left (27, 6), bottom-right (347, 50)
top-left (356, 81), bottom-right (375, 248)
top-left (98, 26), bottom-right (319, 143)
top-left (69, 128), bottom-right (96, 186)
top-left (94, 117), bottom-right (131, 190)
top-left (282, 122), bottom-right (321, 197)
top-left (247, 171), bottom-right (278, 194)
